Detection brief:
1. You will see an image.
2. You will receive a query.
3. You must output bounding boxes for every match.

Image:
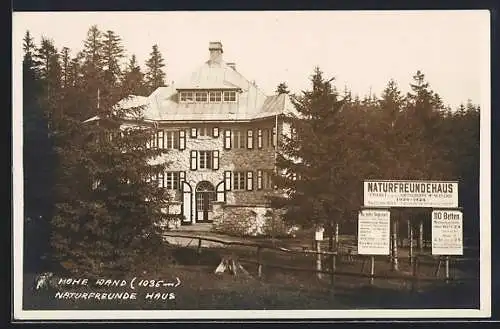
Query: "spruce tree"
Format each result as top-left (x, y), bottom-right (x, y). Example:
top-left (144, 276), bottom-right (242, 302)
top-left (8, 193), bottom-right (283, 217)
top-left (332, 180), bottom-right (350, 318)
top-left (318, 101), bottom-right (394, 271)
top-left (122, 54), bottom-right (147, 96)
top-left (271, 67), bottom-right (370, 246)
top-left (144, 44), bottom-right (166, 94)
top-left (51, 88), bottom-right (171, 277)
top-left (275, 82), bottom-right (290, 95)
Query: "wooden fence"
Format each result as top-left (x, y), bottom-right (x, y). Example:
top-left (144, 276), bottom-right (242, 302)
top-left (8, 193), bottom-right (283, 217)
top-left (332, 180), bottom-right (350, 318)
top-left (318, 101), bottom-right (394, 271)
top-left (162, 233), bottom-right (478, 291)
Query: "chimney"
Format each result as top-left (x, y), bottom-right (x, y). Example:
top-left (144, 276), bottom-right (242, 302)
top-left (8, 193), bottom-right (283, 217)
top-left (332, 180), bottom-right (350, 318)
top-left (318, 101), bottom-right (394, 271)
top-left (208, 41), bottom-right (223, 63)
top-left (227, 62), bottom-right (236, 70)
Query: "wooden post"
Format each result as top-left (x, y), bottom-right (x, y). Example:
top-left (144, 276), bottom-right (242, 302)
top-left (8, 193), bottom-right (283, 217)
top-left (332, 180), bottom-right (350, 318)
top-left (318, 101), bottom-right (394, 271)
top-left (330, 254), bottom-right (336, 287)
top-left (334, 222), bottom-right (339, 250)
top-left (418, 219), bottom-right (424, 252)
top-left (445, 256), bottom-right (450, 283)
top-left (435, 257), bottom-right (442, 277)
top-left (369, 256), bottom-right (375, 285)
top-left (391, 215), bottom-right (399, 271)
top-left (316, 240), bottom-right (322, 279)
top-left (407, 218), bottom-right (411, 248)
top-left (409, 222), bottom-right (414, 266)
top-left (257, 246), bottom-right (262, 278)
top-left (197, 238), bottom-right (202, 255)
top-left (411, 256), bottom-right (419, 293)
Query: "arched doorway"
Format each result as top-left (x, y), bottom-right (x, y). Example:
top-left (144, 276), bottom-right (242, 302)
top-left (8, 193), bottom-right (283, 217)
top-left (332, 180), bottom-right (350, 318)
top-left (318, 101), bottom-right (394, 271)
top-left (195, 181), bottom-right (216, 222)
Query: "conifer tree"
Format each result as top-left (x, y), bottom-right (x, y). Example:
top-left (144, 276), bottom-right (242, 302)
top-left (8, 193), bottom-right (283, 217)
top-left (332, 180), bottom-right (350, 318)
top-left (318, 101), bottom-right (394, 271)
top-left (271, 67), bottom-right (373, 249)
top-left (144, 44), bottom-right (166, 93)
top-left (275, 82), bottom-right (290, 95)
top-left (50, 87), bottom-right (171, 277)
top-left (122, 54), bottom-right (147, 96)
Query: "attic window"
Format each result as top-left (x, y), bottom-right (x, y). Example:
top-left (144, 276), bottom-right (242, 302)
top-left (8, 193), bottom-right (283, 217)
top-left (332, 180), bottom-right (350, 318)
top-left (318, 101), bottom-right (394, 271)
top-left (195, 91), bottom-right (208, 102)
top-left (223, 91), bottom-right (236, 102)
top-left (180, 91), bottom-right (194, 102)
top-left (209, 91), bottom-right (222, 102)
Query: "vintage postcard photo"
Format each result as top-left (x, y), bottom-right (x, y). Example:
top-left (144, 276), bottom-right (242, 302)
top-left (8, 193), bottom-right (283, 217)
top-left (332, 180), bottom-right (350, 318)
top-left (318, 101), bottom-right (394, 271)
top-left (12, 10), bottom-right (491, 320)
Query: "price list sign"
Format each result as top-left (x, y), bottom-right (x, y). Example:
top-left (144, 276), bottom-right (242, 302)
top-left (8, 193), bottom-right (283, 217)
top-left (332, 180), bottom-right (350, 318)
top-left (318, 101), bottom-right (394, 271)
top-left (432, 210), bottom-right (463, 255)
top-left (358, 209), bottom-right (390, 255)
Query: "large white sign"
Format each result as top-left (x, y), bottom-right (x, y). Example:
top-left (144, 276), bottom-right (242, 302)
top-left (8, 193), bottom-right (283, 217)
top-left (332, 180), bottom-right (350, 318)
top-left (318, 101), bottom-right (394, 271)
top-left (357, 209), bottom-right (391, 255)
top-left (364, 180), bottom-right (458, 208)
top-left (432, 210), bottom-right (463, 255)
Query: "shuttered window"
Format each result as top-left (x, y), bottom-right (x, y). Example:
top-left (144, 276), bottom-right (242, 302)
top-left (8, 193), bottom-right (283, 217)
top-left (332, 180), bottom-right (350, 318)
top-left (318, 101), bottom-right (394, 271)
top-left (212, 127), bottom-right (219, 138)
top-left (179, 130), bottom-right (186, 150)
top-left (257, 129), bottom-right (263, 149)
top-left (247, 130), bottom-right (253, 149)
top-left (212, 150), bottom-right (219, 170)
top-left (224, 171), bottom-right (232, 191)
top-left (224, 129), bottom-right (232, 149)
top-left (246, 171), bottom-right (253, 191)
top-left (257, 170), bottom-right (263, 190)
top-left (190, 150), bottom-right (198, 170)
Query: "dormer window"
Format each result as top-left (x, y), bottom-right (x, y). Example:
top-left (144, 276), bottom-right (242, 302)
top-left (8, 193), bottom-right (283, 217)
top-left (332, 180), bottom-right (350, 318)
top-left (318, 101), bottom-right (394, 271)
top-left (223, 91), bottom-right (236, 102)
top-left (209, 91), bottom-right (222, 102)
top-left (179, 89), bottom-right (238, 103)
top-left (180, 91), bottom-right (194, 102)
top-left (195, 91), bottom-right (208, 102)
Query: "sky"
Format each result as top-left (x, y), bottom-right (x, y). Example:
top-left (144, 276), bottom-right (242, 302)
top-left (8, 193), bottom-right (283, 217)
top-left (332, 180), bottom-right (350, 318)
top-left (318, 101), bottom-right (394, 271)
top-left (13, 10), bottom-right (490, 109)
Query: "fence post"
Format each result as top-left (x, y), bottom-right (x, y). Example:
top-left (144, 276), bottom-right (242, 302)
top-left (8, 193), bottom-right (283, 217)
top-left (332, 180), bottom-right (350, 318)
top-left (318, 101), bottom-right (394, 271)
top-left (197, 238), bottom-right (202, 255)
top-left (369, 256), bottom-right (375, 285)
top-left (316, 240), bottom-right (322, 279)
top-left (330, 253), bottom-right (336, 287)
top-left (257, 246), bottom-right (262, 278)
top-left (409, 223), bottom-right (414, 266)
top-left (419, 219), bottom-right (424, 252)
top-left (411, 256), bottom-right (419, 293)
top-left (445, 256), bottom-right (450, 284)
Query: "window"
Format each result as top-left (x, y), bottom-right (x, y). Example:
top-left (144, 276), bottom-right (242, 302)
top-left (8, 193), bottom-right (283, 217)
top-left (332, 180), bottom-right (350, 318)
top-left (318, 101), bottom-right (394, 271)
top-left (232, 130), bottom-right (246, 149)
top-left (180, 91), bottom-right (194, 102)
top-left (190, 127), bottom-right (198, 138)
top-left (247, 130), bottom-right (253, 149)
top-left (165, 172), bottom-right (180, 190)
top-left (195, 91), bottom-right (208, 102)
top-left (233, 171), bottom-right (246, 190)
top-left (257, 170), bottom-right (273, 190)
top-left (223, 90), bottom-right (236, 102)
top-left (209, 91), bottom-right (222, 102)
top-left (263, 170), bottom-right (273, 189)
top-left (212, 127), bottom-right (219, 138)
top-left (257, 129), bottom-right (263, 148)
top-left (224, 129), bottom-right (232, 149)
top-left (179, 130), bottom-right (186, 150)
top-left (199, 151), bottom-right (213, 169)
top-left (157, 172), bottom-right (164, 188)
top-left (198, 126), bottom-right (210, 137)
top-left (165, 131), bottom-right (179, 149)
top-left (157, 130), bottom-right (164, 149)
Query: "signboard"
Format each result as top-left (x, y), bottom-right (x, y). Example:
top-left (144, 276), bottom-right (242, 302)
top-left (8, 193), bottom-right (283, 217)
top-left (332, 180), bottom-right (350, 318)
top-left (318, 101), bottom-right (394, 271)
top-left (364, 180), bottom-right (458, 208)
top-left (315, 227), bottom-right (324, 241)
top-left (357, 209), bottom-right (391, 255)
top-left (432, 210), bottom-right (463, 255)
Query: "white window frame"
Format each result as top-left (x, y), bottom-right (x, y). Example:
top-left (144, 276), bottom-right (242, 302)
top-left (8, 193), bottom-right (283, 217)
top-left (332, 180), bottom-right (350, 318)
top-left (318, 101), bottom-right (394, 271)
top-left (223, 90), bottom-right (237, 102)
top-left (165, 130), bottom-right (179, 149)
top-left (233, 130), bottom-right (245, 149)
top-left (180, 91), bottom-right (194, 103)
top-left (165, 172), bottom-right (180, 190)
top-left (195, 91), bottom-right (208, 102)
top-left (209, 91), bottom-right (222, 102)
top-left (199, 151), bottom-right (213, 170)
top-left (233, 171), bottom-right (246, 191)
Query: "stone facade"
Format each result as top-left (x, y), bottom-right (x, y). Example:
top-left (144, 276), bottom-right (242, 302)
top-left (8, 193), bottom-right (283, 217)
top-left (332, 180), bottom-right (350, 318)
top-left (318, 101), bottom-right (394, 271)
top-left (112, 41), bottom-right (297, 236)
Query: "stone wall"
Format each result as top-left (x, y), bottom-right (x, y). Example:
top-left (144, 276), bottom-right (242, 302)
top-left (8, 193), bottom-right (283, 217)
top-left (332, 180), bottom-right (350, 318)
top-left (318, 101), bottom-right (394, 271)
top-left (212, 203), bottom-right (291, 237)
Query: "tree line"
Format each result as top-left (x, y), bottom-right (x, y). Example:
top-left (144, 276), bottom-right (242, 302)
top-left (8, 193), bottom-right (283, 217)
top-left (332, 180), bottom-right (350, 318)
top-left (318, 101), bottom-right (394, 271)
top-left (22, 26), bottom-right (169, 276)
top-left (272, 68), bottom-right (479, 267)
top-left (22, 26), bottom-right (480, 276)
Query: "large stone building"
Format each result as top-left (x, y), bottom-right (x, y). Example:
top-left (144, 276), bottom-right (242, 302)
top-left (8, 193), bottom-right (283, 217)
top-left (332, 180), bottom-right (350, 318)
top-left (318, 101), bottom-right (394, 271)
top-left (109, 41), bottom-right (295, 235)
